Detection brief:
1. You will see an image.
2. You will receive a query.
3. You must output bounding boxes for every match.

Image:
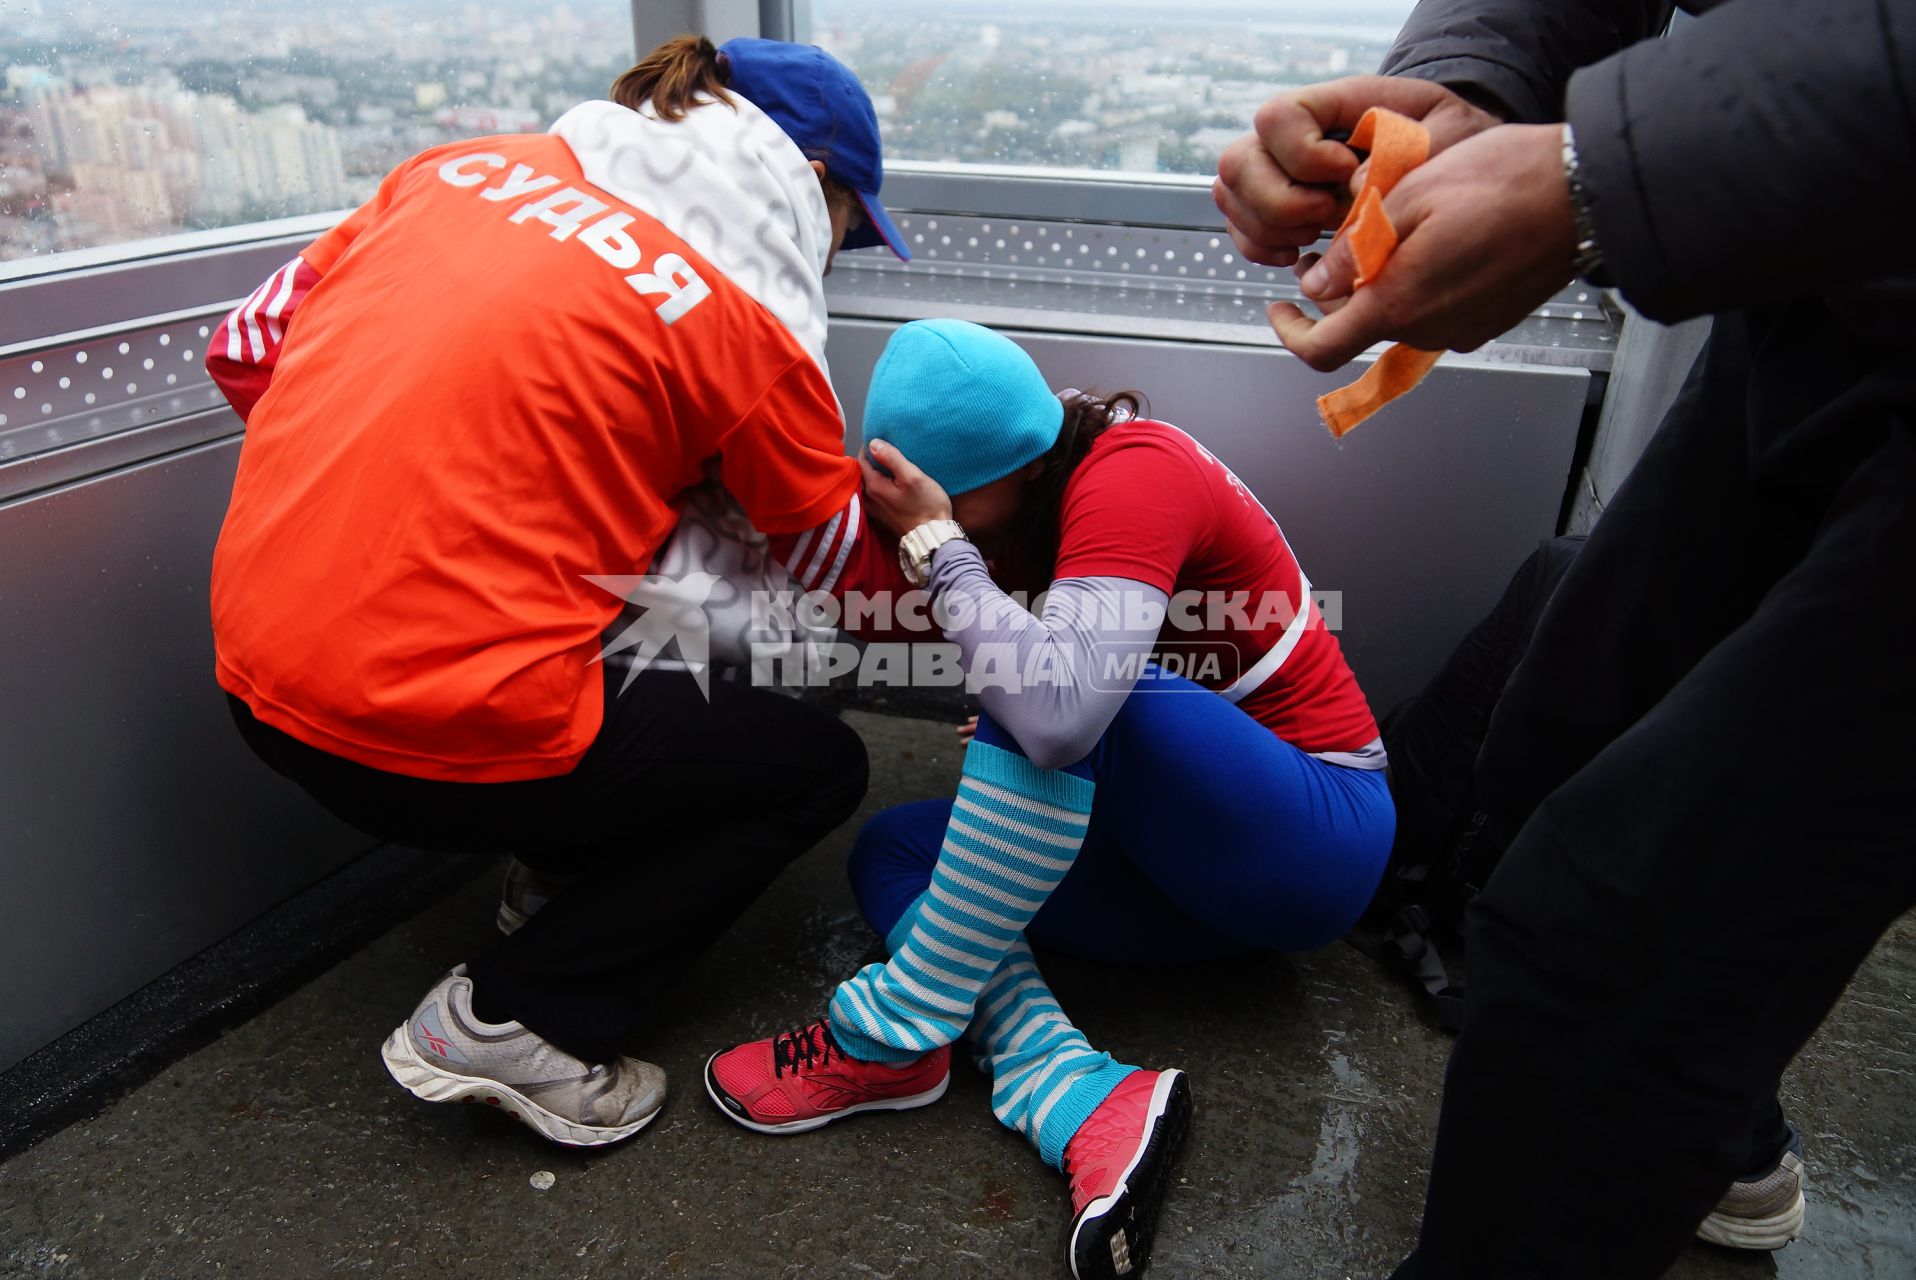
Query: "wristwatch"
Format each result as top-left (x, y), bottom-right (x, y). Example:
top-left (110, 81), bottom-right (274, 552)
top-left (1561, 122), bottom-right (1610, 285)
top-left (898, 518), bottom-right (968, 588)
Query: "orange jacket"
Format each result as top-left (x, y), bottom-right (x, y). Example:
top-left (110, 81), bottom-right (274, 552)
top-left (210, 133), bottom-right (856, 781)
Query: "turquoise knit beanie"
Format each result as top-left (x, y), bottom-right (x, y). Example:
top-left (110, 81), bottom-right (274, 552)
top-left (862, 319), bottom-right (1065, 495)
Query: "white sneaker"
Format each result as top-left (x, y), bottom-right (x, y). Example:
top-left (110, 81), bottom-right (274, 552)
top-left (380, 966), bottom-right (666, 1147)
top-left (1696, 1126), bottom-right (1806, 1251)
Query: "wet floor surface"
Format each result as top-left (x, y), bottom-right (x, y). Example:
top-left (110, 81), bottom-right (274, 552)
top-left (2, 710), bottom-right (1912, 1278)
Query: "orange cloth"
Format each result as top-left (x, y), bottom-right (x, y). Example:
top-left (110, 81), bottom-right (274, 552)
top-left (211, 135), bottom-right (857, 782)
top-left (1315, 107), bottom-right (1443, 438)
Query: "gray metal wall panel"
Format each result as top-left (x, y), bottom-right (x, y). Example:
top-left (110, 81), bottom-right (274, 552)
top-left (0, 435), bottom-right (375, 1071)
top-left (1568, 307), bottom-right (1711, 534)
top-left (826, 320), bottom-right (1589, 716)
top-left (0, 315), bottom-right (1585, 1072)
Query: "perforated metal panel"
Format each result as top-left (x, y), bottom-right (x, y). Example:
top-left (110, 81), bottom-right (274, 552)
top-left (831, 213), bottom-right (1616, 368)
top-left (895, 213), bottom-right (1286, 285)
top-left (0, 314), bottom-right (226, 465)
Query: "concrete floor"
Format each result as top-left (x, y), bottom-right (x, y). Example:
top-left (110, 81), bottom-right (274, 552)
top-left (2, 709), bottom-right (1912, 1279)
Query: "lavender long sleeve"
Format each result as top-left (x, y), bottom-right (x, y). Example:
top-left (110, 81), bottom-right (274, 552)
top-left (926, 540), bottom-right (1167, 770)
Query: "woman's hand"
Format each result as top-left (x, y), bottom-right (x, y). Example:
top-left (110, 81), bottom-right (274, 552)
top-left (860, 438), bottom-right (954, 535)
top-left (956, 715), bottom-right (978, 743)
top-left (1214, 75), bottom-right (1502, 269)
top-left (1267, 122), bottom-right (1578, 370)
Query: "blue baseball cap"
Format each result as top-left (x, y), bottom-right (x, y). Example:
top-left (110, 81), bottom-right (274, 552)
top-left (718, 37), bottom-right (909, 261)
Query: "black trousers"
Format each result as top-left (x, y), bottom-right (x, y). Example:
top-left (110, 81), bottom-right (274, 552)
top-left (230, 668), bottom-right (869, 1062)
top-left (1393, 300), bottom-right (1916, 1278)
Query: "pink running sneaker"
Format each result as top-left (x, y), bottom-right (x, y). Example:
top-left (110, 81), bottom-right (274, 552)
top-left (1064, 1068), bottom-right (1193, 1280)
top-left (705, 1019), bottom-right (951, 1134)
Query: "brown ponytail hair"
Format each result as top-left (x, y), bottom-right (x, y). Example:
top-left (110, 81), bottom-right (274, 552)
top-left (1015, 389), bottom-right (1148, 586)
top-left (609, 34), bottom-right (734, 121)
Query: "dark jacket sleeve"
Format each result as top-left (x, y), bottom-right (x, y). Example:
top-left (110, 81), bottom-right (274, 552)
top-left (1566, 0), bottom-right (1916, 322)
top-left (1379, 0), bottom-right (1672, 123)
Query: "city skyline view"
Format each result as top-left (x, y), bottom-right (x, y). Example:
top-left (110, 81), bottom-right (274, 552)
top-left (809, 1), bottom-right (1410, 175)
top-left (1, 1), bottom-right (1414, 265)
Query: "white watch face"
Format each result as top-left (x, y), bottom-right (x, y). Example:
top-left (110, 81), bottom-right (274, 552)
top-left (899, 521), bottom-right (962, 587)
top-left (900, 535), bottom-right (930, 586)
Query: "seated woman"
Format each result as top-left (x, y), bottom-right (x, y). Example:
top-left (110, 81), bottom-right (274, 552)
top-left (706, 320), bottom-right (1395, 1278)
top-left (207, 35), bottom-right (906, 1148)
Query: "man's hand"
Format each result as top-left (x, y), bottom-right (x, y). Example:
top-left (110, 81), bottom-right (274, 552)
top-left (1268, 123), bottom-right (1579, 372)
top-left (1214, 75), bottom-right (1501, 269)
top-left (860, 438), bottom-right (953, 535)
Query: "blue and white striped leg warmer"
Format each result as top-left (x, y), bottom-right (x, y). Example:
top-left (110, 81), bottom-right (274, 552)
top-left (972, 938), bottom-right (1137, 1169)
top-left (829, 738), bottom-right (1094, 1063)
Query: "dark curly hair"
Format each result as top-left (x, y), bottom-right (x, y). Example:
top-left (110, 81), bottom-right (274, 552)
top-left (1014, 388), bottom-right (1148, 585)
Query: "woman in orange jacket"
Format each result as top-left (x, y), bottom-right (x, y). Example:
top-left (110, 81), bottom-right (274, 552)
top-left (207, 35), bottom-right (907, 1147)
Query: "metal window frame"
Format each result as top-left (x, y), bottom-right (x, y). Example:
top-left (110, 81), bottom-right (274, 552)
top-left (878, 166), bottom-right (1220, 230)
top-left (0, 226), bottom-right (328, 504)
top-left (0, 217), bottom-right (334, 353)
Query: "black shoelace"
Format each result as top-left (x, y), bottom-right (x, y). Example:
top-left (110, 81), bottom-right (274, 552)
top-left (772, 1021), bottom-right (842, 1078)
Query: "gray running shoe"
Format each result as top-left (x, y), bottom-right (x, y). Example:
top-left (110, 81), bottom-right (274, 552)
top-left (1696, 1126), bottom-right (1805, 1251)
top-left (380, 966), bottom-right (666, 1147)
top-left (497, 858), bottom-right (576, 935)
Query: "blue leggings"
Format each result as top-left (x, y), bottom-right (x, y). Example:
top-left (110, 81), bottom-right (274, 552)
top-left (849, 672), bottom-right (1396, 966)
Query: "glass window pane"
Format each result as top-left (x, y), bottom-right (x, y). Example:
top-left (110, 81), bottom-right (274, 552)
top-left (0, 2), bottom-right (635, 264)
top-left (803, 1), bottom-right (1419, 177)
